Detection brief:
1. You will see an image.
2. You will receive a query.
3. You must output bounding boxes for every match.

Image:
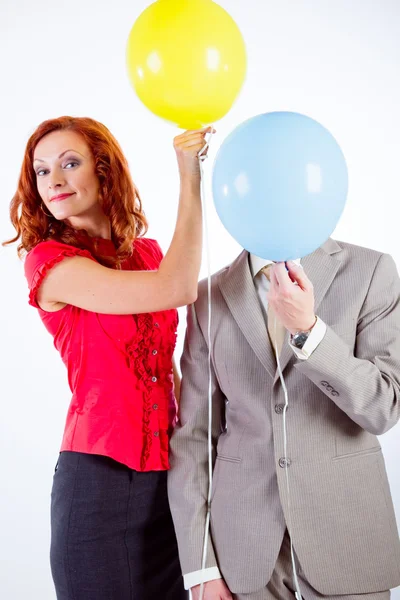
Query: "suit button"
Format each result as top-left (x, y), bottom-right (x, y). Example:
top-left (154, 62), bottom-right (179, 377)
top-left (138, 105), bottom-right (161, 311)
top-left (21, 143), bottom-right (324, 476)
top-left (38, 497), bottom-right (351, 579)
top-left (152, 350), bottom-right (158, 356)
top-left (321, 381), bottom-right (329, 387)
top-left (154, 431), bottom-right (159, 437)
top-left (279, 457), bottom-right (291, 468)
top-left (275, 404), bottom-right (285, 414)
top-left (151, 376), bottom-right (157, 383)
top-left (331, 390), bottom-right (339, 397)
top-left (153, 404), bottom-right (158, 410)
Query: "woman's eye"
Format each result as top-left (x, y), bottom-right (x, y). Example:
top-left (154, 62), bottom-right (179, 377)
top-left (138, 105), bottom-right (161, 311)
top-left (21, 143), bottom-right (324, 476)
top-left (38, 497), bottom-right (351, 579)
top-left (35, 159), bottom-right (79, 176)
top-left (64, 161), bottom-right (79, 169)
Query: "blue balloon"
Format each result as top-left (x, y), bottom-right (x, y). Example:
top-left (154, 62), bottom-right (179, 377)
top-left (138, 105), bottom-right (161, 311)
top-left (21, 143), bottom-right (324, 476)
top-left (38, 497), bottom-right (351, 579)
top-left (212, 112), bottom-right (348, 261)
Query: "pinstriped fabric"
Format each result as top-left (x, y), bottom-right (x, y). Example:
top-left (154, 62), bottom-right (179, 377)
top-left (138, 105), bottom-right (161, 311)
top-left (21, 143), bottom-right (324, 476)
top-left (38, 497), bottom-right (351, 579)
top-left (235, 530), bottom-right (390, 599)
top-left (167, 238), bottom-right (400, 596)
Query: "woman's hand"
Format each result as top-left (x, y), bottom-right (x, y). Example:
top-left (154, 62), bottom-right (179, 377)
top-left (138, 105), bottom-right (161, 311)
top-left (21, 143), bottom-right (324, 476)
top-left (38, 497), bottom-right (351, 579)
top-left (174, 127), bottom-right (215, 181)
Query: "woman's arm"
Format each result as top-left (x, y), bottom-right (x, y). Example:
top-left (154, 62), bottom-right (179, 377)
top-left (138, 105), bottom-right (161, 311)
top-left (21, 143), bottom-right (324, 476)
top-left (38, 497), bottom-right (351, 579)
top-left (36, 128), bottom-right (212, 315)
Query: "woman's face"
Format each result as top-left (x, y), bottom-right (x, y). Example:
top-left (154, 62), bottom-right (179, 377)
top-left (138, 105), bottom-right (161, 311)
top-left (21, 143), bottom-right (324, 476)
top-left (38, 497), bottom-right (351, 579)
top-left (33, 130), bottom-right (100, 222)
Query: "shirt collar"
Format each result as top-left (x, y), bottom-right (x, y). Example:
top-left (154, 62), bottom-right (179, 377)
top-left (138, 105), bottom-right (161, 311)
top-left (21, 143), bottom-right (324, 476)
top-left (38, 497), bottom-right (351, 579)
top-left (249, 253), bottom-right (301, 278)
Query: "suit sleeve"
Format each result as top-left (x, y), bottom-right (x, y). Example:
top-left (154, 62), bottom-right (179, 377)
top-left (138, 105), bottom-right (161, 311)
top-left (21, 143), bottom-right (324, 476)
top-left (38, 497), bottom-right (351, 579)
top-left (167, 301), bottom-right (226, 582)
top-left (295, 253), bottom-right (400, 435)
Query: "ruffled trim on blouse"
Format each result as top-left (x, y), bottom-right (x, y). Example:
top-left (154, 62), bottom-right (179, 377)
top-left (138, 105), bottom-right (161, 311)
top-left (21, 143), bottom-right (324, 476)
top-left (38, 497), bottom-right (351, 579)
top-left (129, 314), bottom-right (154, 470)
top-left (28, 248), bottom-right (94, 309)
top-left (127, 240), bottom-right (179, 470)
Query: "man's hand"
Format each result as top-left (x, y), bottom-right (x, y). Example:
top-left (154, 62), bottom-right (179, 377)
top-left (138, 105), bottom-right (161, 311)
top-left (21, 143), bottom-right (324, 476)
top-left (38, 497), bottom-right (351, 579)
top-left (268, 261), bottom-right (316, 334)
top-left (191, 579), bottom-right (233, 599)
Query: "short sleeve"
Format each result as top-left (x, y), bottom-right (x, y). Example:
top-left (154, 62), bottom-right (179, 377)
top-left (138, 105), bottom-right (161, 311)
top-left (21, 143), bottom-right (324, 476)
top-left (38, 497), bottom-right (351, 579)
top-left (24, 241), bottom-right (94, 309)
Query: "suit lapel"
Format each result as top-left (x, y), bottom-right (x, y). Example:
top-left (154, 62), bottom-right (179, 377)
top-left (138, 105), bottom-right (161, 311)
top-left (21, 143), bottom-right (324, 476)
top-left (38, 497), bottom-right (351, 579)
top-left (218, 250), bottom-right (277, 378)
top-left (218, 239), bottom-right (343, 381)
top-left (273, 238), bottom-right (343, 383)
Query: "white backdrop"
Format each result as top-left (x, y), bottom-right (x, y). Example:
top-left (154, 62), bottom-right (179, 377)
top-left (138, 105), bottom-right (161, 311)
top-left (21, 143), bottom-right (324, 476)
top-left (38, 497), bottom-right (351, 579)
top-left (0, 0), bottom-right (399, 598)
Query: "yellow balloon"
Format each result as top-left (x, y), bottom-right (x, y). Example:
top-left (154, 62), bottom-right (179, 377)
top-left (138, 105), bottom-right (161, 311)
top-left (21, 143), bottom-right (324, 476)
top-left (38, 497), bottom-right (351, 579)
top-left (126, 0), bottom-right (247, 129)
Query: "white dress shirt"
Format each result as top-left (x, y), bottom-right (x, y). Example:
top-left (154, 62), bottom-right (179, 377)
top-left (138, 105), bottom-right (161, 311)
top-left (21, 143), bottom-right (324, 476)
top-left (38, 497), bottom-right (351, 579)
top-left (183, 255), bottom-right (327, 590)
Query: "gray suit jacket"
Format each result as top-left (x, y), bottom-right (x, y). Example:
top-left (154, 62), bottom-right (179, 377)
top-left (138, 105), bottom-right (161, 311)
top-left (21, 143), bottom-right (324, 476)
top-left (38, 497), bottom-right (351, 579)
top-left (168, 239), bottom-right (400, 595)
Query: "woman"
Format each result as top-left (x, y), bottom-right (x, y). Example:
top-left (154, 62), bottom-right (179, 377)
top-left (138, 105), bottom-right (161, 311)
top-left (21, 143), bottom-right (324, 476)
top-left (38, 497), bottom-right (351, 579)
top-left (3, 116), bottom-right (212, 599)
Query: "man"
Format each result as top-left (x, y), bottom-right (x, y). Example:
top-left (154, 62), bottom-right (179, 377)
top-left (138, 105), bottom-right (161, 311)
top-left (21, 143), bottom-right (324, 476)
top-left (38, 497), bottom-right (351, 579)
top-left (168, 238), bottom-right (400, 600)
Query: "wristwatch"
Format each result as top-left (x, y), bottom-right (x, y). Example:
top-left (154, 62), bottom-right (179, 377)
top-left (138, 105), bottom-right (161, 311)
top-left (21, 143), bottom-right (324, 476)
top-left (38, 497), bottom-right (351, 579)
top-left (290, 317), bottom-right (318, 349)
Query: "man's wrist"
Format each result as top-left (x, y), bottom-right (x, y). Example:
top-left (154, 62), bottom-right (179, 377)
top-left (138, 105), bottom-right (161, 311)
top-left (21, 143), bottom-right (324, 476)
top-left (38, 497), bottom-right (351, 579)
top-left (289, 317), bottom-right (327, 359)
top-left (184, 566), bottom-right (222, 590)
top-left (289, 315), bottom-right (317, 337)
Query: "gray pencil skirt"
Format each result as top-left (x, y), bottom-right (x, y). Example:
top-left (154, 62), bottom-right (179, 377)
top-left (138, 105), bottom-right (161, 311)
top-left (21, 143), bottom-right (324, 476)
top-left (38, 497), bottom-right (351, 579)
top-left (50, 451), bottom-right (187, 600)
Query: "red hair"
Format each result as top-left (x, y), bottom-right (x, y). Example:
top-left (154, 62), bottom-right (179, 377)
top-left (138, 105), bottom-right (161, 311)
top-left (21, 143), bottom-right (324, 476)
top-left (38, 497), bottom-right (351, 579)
top-left (3, 116), bottom-right (148, 267)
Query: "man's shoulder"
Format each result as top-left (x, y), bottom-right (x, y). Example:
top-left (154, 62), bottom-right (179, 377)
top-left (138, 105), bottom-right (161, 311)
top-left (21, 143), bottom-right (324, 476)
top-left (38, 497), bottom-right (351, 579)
top-left (194, 267), bottom-right (229, 315)
top-left (331, 239), bottom-right (395, 278)
top-left (198, 264), bottom-right (230, 292)
top-left (332, 238), bottom-right (384, 260)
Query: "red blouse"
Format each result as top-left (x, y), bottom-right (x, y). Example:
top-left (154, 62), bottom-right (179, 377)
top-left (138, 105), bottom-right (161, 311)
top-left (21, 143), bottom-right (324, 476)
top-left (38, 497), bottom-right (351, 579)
top-left (24, 237), bottom-right (179, 472)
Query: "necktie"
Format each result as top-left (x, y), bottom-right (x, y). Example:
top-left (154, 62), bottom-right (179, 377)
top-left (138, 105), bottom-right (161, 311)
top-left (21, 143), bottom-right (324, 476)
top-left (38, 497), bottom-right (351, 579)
top-left (261, 265), bottom-right (286, 358)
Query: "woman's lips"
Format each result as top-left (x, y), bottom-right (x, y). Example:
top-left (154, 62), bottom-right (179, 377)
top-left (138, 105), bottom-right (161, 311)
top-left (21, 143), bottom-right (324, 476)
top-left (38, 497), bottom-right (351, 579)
top-left (50, 193), bottom-right (74, 202)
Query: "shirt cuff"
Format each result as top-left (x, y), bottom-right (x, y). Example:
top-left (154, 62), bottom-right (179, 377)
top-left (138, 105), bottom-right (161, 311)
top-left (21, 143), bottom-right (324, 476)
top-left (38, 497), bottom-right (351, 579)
top-left (183, 567), bottom-right (222, 590)
top-left (289, 317), bottom-right (327, 360)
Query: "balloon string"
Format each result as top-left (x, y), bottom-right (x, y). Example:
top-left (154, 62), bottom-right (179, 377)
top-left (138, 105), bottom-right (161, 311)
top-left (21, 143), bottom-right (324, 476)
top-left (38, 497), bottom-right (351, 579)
top-left (195, 131), bottom-right (303, 600)
top-left (196, 127), bottom-right (214, 600)
top-left (274, 316), bottom-right (303, 600)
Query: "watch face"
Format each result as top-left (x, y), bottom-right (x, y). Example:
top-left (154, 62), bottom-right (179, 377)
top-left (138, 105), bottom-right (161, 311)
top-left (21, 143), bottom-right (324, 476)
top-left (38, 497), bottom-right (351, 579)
top-left (293, 332), bottom-right (309, 348)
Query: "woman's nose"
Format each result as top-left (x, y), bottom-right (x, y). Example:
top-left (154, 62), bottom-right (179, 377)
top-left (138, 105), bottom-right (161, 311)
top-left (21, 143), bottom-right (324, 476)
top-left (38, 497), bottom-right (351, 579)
top-left (48, 172), bottom-right (65, 189)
